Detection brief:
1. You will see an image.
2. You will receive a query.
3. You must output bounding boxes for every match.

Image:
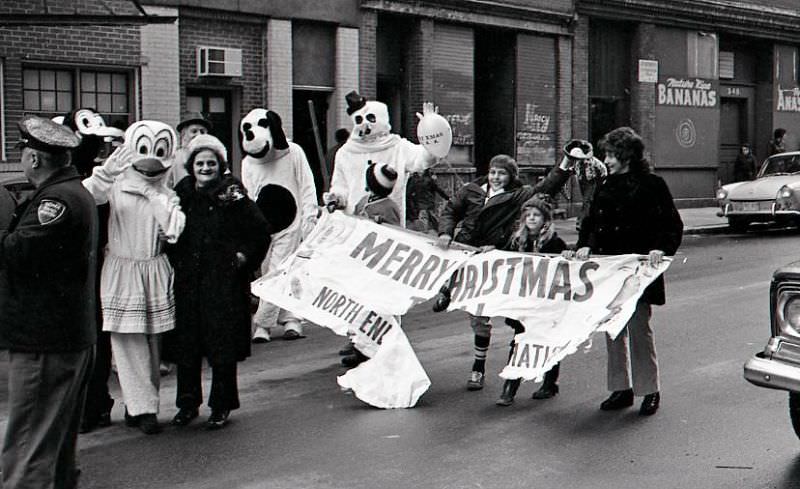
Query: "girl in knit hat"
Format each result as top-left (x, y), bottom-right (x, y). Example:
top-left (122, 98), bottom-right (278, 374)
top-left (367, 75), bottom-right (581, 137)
top-left (435, 154), bottom-right (573, 391)
top-left (496, 194), bottom-right (567, 406)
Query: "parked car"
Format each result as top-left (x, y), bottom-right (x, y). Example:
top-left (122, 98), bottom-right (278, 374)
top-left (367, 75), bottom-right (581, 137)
top-left (716, 151), bottom-right (800, 232)
top-left (744, 262), bottom-right (800, 438)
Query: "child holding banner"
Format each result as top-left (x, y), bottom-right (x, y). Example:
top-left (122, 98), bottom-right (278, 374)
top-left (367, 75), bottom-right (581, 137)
top-left (496, 194), bottom-right (566, 406)
top-left (435, 154), bottom-right (572, 391)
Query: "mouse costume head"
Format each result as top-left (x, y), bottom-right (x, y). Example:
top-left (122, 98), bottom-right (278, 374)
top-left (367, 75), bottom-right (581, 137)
top-left (124, 120), bottom-right (177, 180)
top-left (61, 108), bottom-right (125, 175)
top-left (345, 91), bottom-right (391, 143)
top-left (239, 108), bottom-right (289, 160)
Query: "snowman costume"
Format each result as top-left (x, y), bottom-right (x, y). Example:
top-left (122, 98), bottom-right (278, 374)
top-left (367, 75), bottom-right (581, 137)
top-left (326, 91), bottom-right (440, 225)
top-left (240, 109), bottom-right (318, 341)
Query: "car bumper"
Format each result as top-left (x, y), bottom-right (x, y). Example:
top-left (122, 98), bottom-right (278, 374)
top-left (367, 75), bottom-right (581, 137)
top-left (744, 339), bottom-right (800, 392)
top-left (717, 203), bottom-right (800, 218)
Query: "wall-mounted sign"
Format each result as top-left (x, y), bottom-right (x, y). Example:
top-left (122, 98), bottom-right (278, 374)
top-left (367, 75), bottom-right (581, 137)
top-left (777, 86), bottom-right (800, 112)
top-left (638, 60), bottom-right (658, 83)
top-left (657, 77), bottom-right (718, 108)
top-left (675, 119), bottom-right (697, 148)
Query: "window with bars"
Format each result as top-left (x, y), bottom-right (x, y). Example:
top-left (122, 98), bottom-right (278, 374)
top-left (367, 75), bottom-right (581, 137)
top-left (22, 67), bottom-right (132, 128)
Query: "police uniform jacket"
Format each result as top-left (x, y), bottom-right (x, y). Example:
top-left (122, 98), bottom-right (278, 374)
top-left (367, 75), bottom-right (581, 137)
top-left (577, 171), bottom-right (683, 305)
top-left (0, 166), bottom-right (98, 352)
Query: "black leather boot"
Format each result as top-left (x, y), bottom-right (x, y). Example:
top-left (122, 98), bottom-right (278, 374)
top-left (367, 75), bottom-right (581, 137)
top-left (531, 382), bottom-right (559, 400)
top-left (639, 391), bottom-right (660, 416)
top-left (495, 379), bottom-right (521, 406)
top-left (600, 389), bottom-right (634, 411)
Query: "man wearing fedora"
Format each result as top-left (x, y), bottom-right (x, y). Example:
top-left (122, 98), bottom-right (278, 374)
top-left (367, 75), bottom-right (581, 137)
top-left (167, 112), bottom-right (213, 187)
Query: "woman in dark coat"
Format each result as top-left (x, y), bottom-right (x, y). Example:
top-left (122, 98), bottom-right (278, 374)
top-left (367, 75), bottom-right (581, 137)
top-left (570, 126), bottom-right (683, 417)
top-left (164, 134), bottom-right (270, 429)
top-left (733, 144), bottom-right (758, 182)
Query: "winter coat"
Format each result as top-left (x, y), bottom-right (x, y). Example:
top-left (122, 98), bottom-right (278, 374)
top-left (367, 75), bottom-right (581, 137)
top-left (164, 176), bottom-right (271, 366)
top-left (733, 153), bottom-right (758, 181)
top-left (438, 167), bottom-right (570, 248)
top-left (0, 166), bottom-right (98, 352)
top-left (577, 171), bottom-right (683, 305)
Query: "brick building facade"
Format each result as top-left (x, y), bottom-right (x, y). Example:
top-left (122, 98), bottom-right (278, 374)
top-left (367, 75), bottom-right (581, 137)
top-left (3, 1), bottom-right (800, 206)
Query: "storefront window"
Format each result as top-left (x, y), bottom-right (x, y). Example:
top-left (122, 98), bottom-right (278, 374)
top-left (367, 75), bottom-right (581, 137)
top-left (688, 32), bottom-right (718, 79)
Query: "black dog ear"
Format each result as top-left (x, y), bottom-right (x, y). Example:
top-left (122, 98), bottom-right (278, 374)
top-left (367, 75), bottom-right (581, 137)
top-left (61, 110), bottom-right (78, 131)
top-left (266, 111), bottom-right (289, 150)
top-left (238, 118), bottom-right (245, 153)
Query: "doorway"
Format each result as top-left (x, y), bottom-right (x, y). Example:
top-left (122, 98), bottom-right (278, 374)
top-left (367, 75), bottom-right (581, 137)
top-left (474, 28), bottom-right (516, 175)
top-left (292, 89), bottom-right (330, 203)
top-left (186, 88), bottom-right (233, 163)
top-left (719, 97), bottom-right (748, 183)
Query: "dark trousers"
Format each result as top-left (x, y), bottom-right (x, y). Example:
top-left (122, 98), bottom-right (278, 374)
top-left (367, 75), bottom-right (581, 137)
top-left (2, 347), bottom-right (93, 489)
top-left (82, 329), bottom-right (113, 421)
top-left (176, 360), bottom-right (239, 411)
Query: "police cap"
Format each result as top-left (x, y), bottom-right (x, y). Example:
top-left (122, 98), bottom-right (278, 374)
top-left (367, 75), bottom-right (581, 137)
top-left (16, 115), bottom-right (80, 154)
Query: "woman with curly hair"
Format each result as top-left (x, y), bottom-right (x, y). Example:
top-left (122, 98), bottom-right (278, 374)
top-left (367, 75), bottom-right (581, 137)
top-left (567, 126), bottom-right (683, 416)
top-left (164, 135), bottom-right (270, 429)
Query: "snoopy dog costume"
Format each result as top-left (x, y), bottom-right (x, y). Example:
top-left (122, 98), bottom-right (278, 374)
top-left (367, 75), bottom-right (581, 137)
top-left (240, 109), bottom-right (318, 341)
top-left (83, 120), bottom-right (185, 423)
top-left (326, 91), bottom-right (441, 224)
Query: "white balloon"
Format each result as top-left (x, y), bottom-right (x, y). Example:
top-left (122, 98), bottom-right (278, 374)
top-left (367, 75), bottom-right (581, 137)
top-left (417, 112), bottom-right (452, 158)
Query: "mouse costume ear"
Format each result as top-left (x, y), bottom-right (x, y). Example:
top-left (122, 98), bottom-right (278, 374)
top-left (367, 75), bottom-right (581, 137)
top-left (266, 111), bottom-right (289, 150)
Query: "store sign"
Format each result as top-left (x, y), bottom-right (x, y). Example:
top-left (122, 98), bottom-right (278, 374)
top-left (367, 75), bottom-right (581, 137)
top-left (657, 77), bottom-right (718, 108)
top-left (638, 60), bottom-right (658, 83)
top-left (777, 86), bottom-right (800, 112)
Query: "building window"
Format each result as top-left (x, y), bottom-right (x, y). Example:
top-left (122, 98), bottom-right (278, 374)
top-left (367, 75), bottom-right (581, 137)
top-left (1, 60), bottom-right (5, 161)
top-left (688, 32), bottom-right (718, 79)
top-left (719, 51), bottom-right (735, 80)
top-left (22, 66), bottom-right (132, 127)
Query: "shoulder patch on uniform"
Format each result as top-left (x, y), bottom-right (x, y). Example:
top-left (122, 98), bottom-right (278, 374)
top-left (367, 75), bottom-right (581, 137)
top-left (37, 199), bottom-right (66, 225)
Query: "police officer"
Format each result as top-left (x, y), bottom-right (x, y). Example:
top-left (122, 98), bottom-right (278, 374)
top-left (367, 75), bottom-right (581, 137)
top-left (0, 115), bottom-right (97, 489)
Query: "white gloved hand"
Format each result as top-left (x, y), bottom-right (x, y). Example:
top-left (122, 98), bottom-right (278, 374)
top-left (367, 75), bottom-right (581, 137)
top-left (102, 146), bottom-right (134, 177)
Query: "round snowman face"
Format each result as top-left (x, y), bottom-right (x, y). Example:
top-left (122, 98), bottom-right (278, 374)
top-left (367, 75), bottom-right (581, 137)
top-left (240, 108), bottom-right (274, 158)
top-left (350, 101), bottom-right (391, 142)
top-left (124, 120), bottom-right (177, 175)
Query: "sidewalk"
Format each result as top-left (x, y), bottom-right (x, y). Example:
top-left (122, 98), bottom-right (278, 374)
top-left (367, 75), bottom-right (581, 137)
top-left (553, 206), bottom-right (727, 244)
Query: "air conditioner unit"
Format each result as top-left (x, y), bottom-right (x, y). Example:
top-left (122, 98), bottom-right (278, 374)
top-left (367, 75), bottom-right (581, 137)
top-left (197, 46), bottom-right (242, 77)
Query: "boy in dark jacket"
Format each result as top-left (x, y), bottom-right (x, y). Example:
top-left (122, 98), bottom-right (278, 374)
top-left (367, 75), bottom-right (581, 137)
top-left (435, 154), bottom-right (572, 390)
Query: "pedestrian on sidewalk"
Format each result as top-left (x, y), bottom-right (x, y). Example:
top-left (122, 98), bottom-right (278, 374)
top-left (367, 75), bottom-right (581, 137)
top-left (769, 128), bottom-right (787, 156)
top-left (434, 154), bottom-right (573, 391)
top-left (0, 116), bottom-right (95, 488)
top-left (733, 144), bottom-right (758, 182)
top-left (565, 126), bottom-right (683, 416)
top-left (83, 121), bottom-right (186, 435)
top-left (164, 135), bottom-right (270, 429)
top-left (496, 194), bottom-right (567, 406)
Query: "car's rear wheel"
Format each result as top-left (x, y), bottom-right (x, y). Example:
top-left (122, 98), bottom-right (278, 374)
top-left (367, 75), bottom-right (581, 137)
top-left (728, 217), bottom-right (749, 233)
top-left (789, 392), bottom-right (800, 440)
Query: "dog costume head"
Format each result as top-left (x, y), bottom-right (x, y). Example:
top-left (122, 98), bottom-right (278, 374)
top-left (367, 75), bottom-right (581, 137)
top-left (60, 108), bottom-right (125, 175)
top-left (345, 91), bottom-right (391, 143)
top-left (239, 108), bottom-right (289, 160)
top-left (124, 120), bottom-right (177, 181)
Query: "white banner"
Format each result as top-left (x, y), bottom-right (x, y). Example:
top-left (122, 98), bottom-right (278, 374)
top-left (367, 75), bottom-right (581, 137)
top-left (251, 211), bottom-right (473, 408)
top-left (446, 250), bottom-right (670, 381)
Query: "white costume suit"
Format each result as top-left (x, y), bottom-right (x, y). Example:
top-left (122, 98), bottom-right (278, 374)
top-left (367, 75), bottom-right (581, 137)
top-left (83, 120), bottom-right (185, 417)
top-left (242, 142), bottom-right (318, 334)
top-left (329, 97), bottom-right (437, 225)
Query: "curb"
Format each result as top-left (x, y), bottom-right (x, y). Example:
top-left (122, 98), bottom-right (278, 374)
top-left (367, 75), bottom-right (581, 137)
top-left (683, 224), bottom-right (730, 235)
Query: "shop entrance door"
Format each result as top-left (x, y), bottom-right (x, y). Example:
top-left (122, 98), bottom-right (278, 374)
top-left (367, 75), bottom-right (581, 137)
top-left (719, 97), bottom-right (748, 183)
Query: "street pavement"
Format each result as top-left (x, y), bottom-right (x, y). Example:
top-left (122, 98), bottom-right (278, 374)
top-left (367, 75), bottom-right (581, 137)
top-left (6, 206), bottom-right (800, 489)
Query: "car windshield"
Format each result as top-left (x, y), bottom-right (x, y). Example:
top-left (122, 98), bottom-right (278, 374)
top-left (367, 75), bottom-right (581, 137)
top-left (760, 155), bottom-right (800, 177)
